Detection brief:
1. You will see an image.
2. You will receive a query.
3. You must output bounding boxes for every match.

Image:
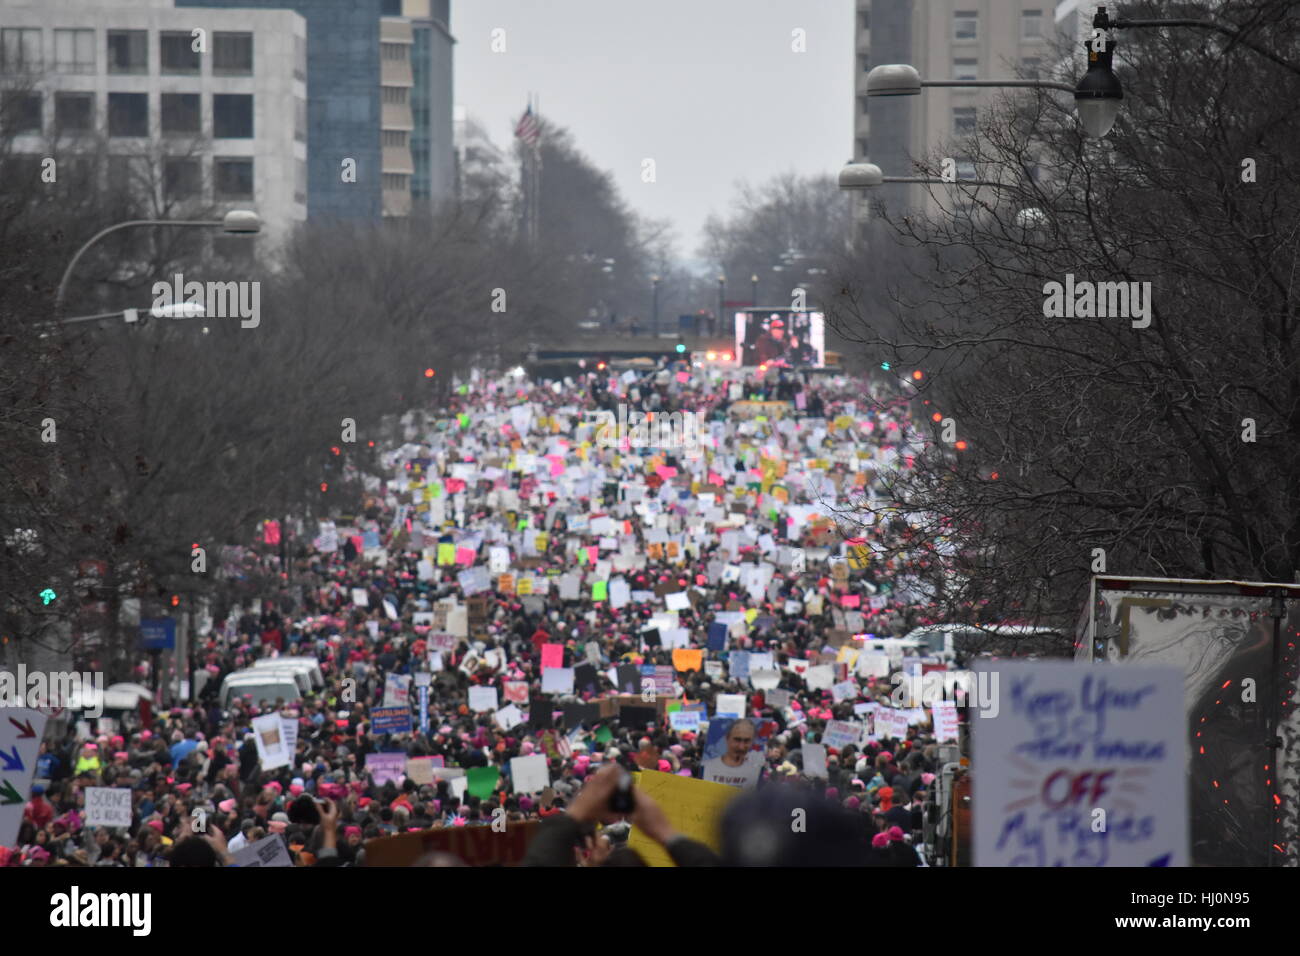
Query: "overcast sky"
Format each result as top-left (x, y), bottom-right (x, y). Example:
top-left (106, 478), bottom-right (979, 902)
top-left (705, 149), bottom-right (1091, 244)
top-left (453, 0), bottom-right (853, 270)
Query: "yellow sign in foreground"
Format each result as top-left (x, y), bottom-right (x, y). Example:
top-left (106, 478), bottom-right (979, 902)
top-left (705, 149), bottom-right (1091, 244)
top-left (626, 770), bottom-right (741, 867)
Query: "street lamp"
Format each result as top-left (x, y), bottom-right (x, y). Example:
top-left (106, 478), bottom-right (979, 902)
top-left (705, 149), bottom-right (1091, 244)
top-left (1074, 23), bottom-right (1123, 138)
top-left (838, 161), bottom-right (1001, 189)
top-left (651, 274), bottom-right (660, 338)
top-left (54, 210), bottom-right (261, 316)
top-left (750, 273), bottom-right (758, 307)
top-left (864, 62), bottom-right (1092, 136)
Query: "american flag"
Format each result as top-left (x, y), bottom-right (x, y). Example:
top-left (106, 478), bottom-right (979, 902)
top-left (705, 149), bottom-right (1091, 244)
top-left (514, 104), bottom-right (540, 147)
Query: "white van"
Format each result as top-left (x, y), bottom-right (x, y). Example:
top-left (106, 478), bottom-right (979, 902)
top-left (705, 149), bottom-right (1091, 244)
top-left (220, 671), bottom-right (304, 709)
top-left (252, 656), bottom-right (324, 690)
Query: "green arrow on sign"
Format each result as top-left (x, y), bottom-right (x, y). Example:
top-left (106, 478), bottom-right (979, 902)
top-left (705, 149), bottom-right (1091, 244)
top-left (0, 780), bottom-right (23, 805)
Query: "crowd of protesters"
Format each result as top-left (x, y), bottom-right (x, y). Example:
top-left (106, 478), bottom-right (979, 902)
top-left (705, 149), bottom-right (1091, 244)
top-left (11, 358), bottom-right (954, 867)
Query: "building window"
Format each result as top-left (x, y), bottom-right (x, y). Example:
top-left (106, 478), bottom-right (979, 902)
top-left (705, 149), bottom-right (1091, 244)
top-left (213, 32), bottom-right (253, 75)
top-left (1021, 57), bottom-right (1041, 79)
top-left (214, 157), bottom-right (253, 197)
top-left (383, 172), bottom-right (409, 191)
top-left (860, 55), bottom-right (870, 73)
top-left (161, 31), bottom-right (200, 74)
top-left (2, 92), bottom-right (42, 133)
top-left (382, 42), bottom-right (406, 61)
top-left (54, 91), bottom-right (93, 132)
top-left (859, 11), bottom-right (870, 32)
top-left (953, 11), bottom-right (978, 42)
top-left (1, 28), bottom-right (43, 73)
top-left (955, 158), bottom-right (977, 181)
top-left (108, 92), bottom-right (148, 137)
top-left (953, 57), bottom-right (978, 81)
top-left (107, 30), bottom-right (147, 74)
top-left (161, 93), bottom-right (201, 134)
top-left (107, 155), bottom-right (148, 195)
top-left (382, 86), bottom-right (408, 105)
top-left (294, 98), bottom-right (306, 142)
top-left (164, 157), bottom-right (202, 199)
top-left (294, 158), bottom-right (306, 204)
top-left (953, 106), bottom-right (977, 135)
top-left (54, 29), bottom-right (95, 73)
top-left (293, 34), bottom-right (305, 80)
top-left (857, 138), bottom-right (868, 159)
top-left (383, 129), bottom-right (408, 147)
top-left (213, 94), bottom-right (253, 138)
top-left (1021, 9), bottom-right (1044, 40)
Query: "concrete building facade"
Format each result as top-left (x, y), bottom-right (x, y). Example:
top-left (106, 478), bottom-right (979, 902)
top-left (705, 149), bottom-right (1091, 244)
top-left (1, 0), bottom-right (307, 248)
top-left (853, 0), bottom-right (1056, 223)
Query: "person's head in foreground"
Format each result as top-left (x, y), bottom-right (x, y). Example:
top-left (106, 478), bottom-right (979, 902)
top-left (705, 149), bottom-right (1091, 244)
top-left (719, 784), bottom-right (872, 867)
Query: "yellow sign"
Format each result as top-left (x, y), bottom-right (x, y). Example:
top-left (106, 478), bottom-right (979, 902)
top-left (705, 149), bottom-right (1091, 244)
top-left (626, 770), bottom-right (740, 867)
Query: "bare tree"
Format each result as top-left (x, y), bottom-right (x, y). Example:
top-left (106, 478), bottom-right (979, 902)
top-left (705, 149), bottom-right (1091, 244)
top-left (825, 0), bottom-right (1300, 630)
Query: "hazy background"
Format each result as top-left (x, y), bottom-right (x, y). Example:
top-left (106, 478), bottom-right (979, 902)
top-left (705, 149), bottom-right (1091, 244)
top-left (454, 0), bottom-right (854, 266)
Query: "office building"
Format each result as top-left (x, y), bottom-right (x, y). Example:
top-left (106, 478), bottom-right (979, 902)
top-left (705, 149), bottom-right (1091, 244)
top-left (853, 0), bottom-right (1056, 223)
top-left (1, 0), bottom-right (307, 248)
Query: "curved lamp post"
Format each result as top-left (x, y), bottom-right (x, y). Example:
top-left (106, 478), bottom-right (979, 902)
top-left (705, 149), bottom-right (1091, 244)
top-left (54, 210), bottom-right (261, 318)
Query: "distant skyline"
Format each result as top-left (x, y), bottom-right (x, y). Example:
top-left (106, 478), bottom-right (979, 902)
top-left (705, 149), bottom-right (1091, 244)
top-left (453, 0), bottom-right (853, 270)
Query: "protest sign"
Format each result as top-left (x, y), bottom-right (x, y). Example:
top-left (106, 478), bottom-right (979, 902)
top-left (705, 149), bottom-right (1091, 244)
top-left (627, 770), bottom-right (741, 867)
top-left (541, 667), bottom-right (574, 695)
top-left (503, 681), bottom-right (529, 704)
top-left (232, 833), bottom-right (294, 868)
top-left (874, 709), bottom-right (910, 742)
top-left (822, 720), bottom-right (863, 751)
top-left (406, 756), bottom-right (436, 785)
top-left (371, 707), bottom-right (413, 735)
top-left (831, 679), bottom-right (859, 702)
top-left (972, 661), bottom-right (1187, 867)
top-left (804, 665), bottom-right (834, 691)
top-left (714, 693), bottom-right (746, 718)
top-left (365, 752), bottom-right (407, 786)
top-left (802, 743), bottom-right (828, 780)
top-left (84, 787), bottom-right (133, 828)
top-left (510, 754), bottom-right (550, 794)
top-left (495, 704), bottom-right (525, 729)
top-left (932, 701), bottom-right (960, 743)
top-left (468, 685), bottom-right (499, 712)
top-left (252, 713), bottom-right (291, 770)
top-left (383, 673), bottom-right (411, 707)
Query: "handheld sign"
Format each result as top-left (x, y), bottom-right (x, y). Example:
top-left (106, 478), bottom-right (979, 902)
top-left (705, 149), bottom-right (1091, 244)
top-left (972, 661), bottom-right (1187, 867)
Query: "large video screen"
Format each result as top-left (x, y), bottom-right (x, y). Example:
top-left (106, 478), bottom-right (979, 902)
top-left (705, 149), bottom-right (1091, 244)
top-left (734, 310), bottom-right (824, 368)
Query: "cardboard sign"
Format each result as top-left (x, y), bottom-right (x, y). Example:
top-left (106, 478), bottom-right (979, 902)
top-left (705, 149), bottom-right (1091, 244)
top-left (84, 787), bottom-right (133, 828)
top-left (252, 713), bottom-right (291, 770)
top-left (972, 661), bottom-right (1187, 867)
top-left (626, 770), bottom-right (741, 867)
top-left (468, 685), bottom-right (499, 712)
top-left (510, 753), bottom-right (550, 794)
top-left (232, 833), bottom-right (294, 868)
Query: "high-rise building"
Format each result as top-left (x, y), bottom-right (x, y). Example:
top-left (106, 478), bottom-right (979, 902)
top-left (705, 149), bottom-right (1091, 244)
top-left (853, 0), bottom-right (1056, 225)
top-left (381, 0), bottom-right (456, 216)
top-left (1, 0), bottom-right (307, 249)
top-left (182, 0), bottom-right (454, 220)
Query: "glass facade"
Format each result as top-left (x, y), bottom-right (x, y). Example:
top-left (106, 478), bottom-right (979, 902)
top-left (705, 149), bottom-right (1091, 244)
top-left (177, 0), bottom-right (384, 220)
top-left (409, 24), bottom-right (430, 199)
